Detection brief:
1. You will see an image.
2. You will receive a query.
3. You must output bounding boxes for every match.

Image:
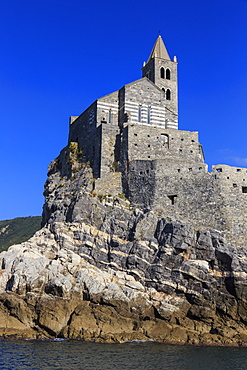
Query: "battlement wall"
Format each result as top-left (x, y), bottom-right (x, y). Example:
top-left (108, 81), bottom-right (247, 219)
top-left (126, 125), bottom-right (204, 163)
top-left (212, 164), bottom-right (247, 183)
top-left (127, 159), bottom-right (247, 246)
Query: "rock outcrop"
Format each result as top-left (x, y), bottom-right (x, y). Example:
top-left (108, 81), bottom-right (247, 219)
top-left (1, 145), bottom-right (247, 345)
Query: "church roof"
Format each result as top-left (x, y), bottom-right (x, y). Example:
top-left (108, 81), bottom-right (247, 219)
top-left (147, 35), bottom-right (170, 62)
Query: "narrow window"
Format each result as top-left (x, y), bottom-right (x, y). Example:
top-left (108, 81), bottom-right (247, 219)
top-left (138, 105), bottom-right (142, 122)
top-left (160, 67), bottom-right (165, 79)
top-left (161, 133), bottom-right (169, 148)
top-left (108, 109), bottom-right (111, 123)
top-left (162, 88), bottom-right (165, 93)
top-left (166, 89), bottom-right (171, 100)
top-left (166, 68), bottom-right (171, 80)
top-left (147, 106), bottom-right (151, 124)
top-left (168, 195), bottom-right (177, 205)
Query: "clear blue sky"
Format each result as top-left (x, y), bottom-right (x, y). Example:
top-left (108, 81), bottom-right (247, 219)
top-left (0, 0), bottom-right (247, 220)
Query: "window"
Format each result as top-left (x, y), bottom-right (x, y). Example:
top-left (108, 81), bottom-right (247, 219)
top-left (161, 133), bottom-right (169, 148)
top-left (242, 187), bottom-right (247, 193)
top-left (162, 88), bottom-right (165, 93)
top-left (160, 67), bottom-right (165, 79)
top-left (108, 110), bottom-right (112, 123)
top-left (166, 89), bottom-right (171, 100)
top-left (233, 183), bottom-right (237, 188)
top-left (138, 105), bottom-right (142, 122)
top-left (166, 69), bottom-right (171, 80)
top-left (147, 106), bottom-right (151, 124)
top-left (168, 195), bottom-right (177, 205)
top-left (216, 168), bottom-right (222, 172)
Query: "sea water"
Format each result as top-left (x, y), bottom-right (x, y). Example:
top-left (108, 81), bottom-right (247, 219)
top-left (0, 340), bottom-right (247, 370)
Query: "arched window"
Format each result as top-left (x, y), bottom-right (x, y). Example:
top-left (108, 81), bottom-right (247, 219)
top-left (160, 67), bottom-right (165, 79)
top-left (166, 89), bottom-right (171, 100)
top-left (162, 88), bottom-right (166, 93)
top-left (166, 68), bottom-right (171, 80)
top-left (161, 133), bottom-right (169, 148)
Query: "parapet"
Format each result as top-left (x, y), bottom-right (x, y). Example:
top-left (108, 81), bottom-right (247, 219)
top-left (212, 164), bottom-right (247, 183)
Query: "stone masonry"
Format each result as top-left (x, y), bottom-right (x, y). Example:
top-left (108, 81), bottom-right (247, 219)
top-left (67, 36), bottom-right (247, 246)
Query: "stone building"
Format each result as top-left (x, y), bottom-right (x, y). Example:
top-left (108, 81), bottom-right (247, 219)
top-left (68, 36), bottom-right (247, 246)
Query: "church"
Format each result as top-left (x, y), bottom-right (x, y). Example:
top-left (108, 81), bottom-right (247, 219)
top-left (67, 36), bottom-right (247, 246)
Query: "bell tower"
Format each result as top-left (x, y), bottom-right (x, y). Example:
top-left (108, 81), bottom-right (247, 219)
top-left (142, 36), bottom-right (178, 128)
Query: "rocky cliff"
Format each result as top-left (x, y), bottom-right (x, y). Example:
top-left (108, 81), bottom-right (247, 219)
top-left (1, 144), bottom-right (247, 345)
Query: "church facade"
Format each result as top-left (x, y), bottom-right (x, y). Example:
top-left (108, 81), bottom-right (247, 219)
top-left (67, 36), bottom-right (247, 246)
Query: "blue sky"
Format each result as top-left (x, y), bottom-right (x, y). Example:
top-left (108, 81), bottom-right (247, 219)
top-left (0, 0), bottom-right (247, 220)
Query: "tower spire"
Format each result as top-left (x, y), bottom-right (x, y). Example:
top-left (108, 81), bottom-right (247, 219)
top-left (147, 35), bottom-right (170, 62)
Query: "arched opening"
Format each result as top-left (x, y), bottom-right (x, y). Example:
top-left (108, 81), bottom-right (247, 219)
top-left (162, 88), bottom-right (165, 93)
top-left (160, 67), bottom-right (165, 79)
top-left (166, 89), bottom-right (171, 100)
top-left (166, 68), bottom-right (171, 80)
top-left (161, 133), bottom-right (169, 148)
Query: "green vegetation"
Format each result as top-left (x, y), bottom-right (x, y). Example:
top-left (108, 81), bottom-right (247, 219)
top-left (0, 216), bottom-right (42, 252)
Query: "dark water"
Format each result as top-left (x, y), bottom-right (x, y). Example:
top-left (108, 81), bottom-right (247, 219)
top-left (0, 340), bottom-right (247, 370)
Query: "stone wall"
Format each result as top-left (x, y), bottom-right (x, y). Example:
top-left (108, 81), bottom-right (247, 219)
top-left (68, 101), bottom-right (100, 176)
top-left (127, 159), bottom-right (247, 246)
top-left (125, 125), bottom-right (204, 162)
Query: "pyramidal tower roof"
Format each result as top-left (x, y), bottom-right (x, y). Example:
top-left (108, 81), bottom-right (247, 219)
top-left (147, 35), bottom-right (170, 62)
